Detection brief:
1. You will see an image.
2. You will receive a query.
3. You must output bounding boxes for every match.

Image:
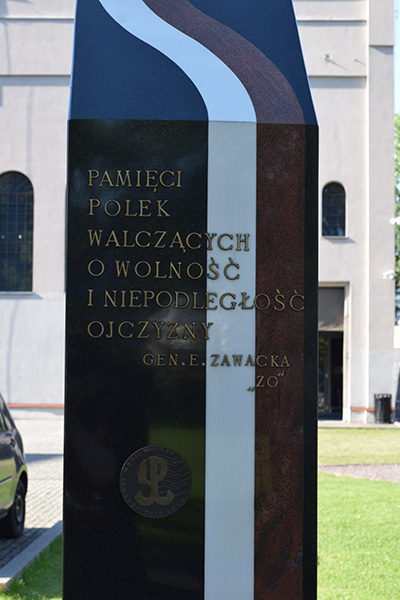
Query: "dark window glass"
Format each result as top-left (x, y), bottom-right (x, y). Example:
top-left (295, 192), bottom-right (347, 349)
top-left (0, 172), bottom-right (34, 291)
top-left (322, 182), bottom-right (346, 237)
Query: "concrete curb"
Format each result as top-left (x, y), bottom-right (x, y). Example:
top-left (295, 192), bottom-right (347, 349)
top-left (0, 520), bottom-right (63, 591)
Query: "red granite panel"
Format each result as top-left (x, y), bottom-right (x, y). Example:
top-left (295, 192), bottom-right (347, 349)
top-left (255, 123), bottom-right (306, 599)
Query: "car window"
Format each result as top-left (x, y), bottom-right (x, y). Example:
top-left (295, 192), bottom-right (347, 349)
top-left (0, 411), bottom-right (7, 433)
top-left (1, 402), bottom-right (15, 431)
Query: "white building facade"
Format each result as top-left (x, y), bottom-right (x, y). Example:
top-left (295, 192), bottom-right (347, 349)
top-left (0, 0), bottom-right (396, 421)
top-left (294, 0), bottom-right (396, 422)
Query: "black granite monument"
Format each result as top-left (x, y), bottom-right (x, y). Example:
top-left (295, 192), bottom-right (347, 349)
top-left (65, 1), bottom-right (318, 598)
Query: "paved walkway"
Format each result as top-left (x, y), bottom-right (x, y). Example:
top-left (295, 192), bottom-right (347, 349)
top-left (319, 463), bottom-right (400, 482)
top-left (0, 418), bottom-right (64, 571)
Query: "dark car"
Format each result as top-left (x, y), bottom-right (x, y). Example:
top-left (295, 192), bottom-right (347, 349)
top-left (0, 394), bottom-right (28, 538)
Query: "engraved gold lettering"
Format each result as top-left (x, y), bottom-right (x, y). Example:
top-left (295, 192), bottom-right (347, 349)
top-left (88, 230), bottom-right (103, 246)
top-left (236, 233), bottom-right (250, 251)
top-left (211, 354), bottom-right (219, 367)
top-left (88, 198), bottom-right (100, 214)
top-left (135, 231), bottom-right (151, 248)
top-left (274, 290), bottom-right (285, 311)
top-left (220, 355), bottom-right (231, 367)
top-left (87, 321), bottom-right (104, 338)
top-left (189, 354), bottom-right (199, 367)
top-left (183, 323), bottom-right (196, 340)
top-left (145, 170), bottom-right (158, 189)
top-left (115, 170), bottom-right (132, 187)
top-left (281, 355), bottom-right (290, 367)
top-left (120, 290), bottom-right (126, 308)
top-left (104, 290), bottom-right (117, 308)
top-left (167, 322), bottom-right (179, 340)
top-left (138, 199), bottom-right (152, 217)
top-left (137, 321), bottom-right (150, 339)
top-left (124, 199), bottom-right (137, 217)
top-left (256, 355), bottom-right (268, 367)
top-left (88, 260), bottom-right (105, 277)
top-left (232, 355), bottom-right (243, 366)
top-left (267, 376), bottom-right (279, 388)
top-left (143, 290), bottom-right (155, 307)
top-left (220, 293), bottom-right (236, 310)
top-left (129, 291), bottom-right (142, 307)
top-left (169, 232), bottom-right (185, 252)
top-left (289, 290), bottom-right (305, 311)
top-left (186, 232), bottom-right (201, 250)
top-left (154, 231), bottom-right (167, 248)
top-left (245, 355), bottom-right (255, 367)
top-left (87, 289), bottom-right (93, 307)
top-left (115, 261), bottom-right (130, 277)
top-left (169, 262), bottom-right (182, 280)
top-left (118, 321), bottom-right (133, 339)
top-left (157, 354), bottom-right (166, 366)
top-left (169, 354), bottom-right (178, 366)
top-left (159, 170), bottom-right (175, 187)
top-left (192, 292), bottom-right (205, 310)
top-left (174, 291), bottom-right (189, 308)
top-left (224, 257), bottom-right (240, 280)
top-left (152, 322), bottom-right (166, 339)
top-left (122, 230), bottom-right (135, 247)
top-left (134, 261), bottom-right (151, 278)
top-left (105, 230), bottom-right (120, 246)
top-left (99, 171), bottom-right (114, 187)
top-left (254, 294), bottom-right (271, 310)
top-left (270, 355), bottom-right (279, 368)
top-left (156, 291), bottom-right (173, 308)
top-left (217, 233), bottom-right (233, 251)
top-left (205, 293), bottom-right (217, 310)
top-left (204, 233), bottom-right (217, 250)
top-left (256, 375), bottom-right (264, 388)
top-left (154, 261), bottom-right (167, 279)
top-left (156, 200), bottom-right (170, 217)
top-left (142, 354), bottom-right (154, 365)
top-left (207, 257), bottom-right (219, 280)
top-left (88, 170), bottom-right (99, 187)
top-left (239, 292), bottom-right (254, 310)
top-left (187, 262), bottom-right (203, 280)
top-left (200, 322), bottom-right (213, 340)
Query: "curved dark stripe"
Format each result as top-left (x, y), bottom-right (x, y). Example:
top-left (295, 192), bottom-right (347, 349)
top-left (143, 0), bottom-right (304, 124)
top-left (69, 0), bottom-right (208, 120)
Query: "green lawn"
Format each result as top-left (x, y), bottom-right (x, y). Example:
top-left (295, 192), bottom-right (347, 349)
top-left (319, 428), bottom-right (400, 465)
top-left (0, 537), bottom-right (62, 600)
top-left (318, 473), bottom-right (400, 600)
top-left (1, 429), bottom-right (399, 599)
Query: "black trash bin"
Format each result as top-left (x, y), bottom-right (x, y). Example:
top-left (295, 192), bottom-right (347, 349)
top-left (374, 394), bottom-right (392, 424)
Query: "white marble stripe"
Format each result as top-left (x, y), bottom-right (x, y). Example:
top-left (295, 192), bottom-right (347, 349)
top-left (98, 0), bottom-right (256, 123)
top-left (205, 121), bottom-right (256, 599)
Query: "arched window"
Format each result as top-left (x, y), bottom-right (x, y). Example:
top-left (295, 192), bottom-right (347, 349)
top-left (322, 182), bottom-right (346, 237)
top-left (0, 172), bottom-right (34, 291)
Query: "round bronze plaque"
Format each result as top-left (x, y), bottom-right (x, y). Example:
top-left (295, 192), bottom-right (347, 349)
top-left (119, 446), bottom-right (192, 518)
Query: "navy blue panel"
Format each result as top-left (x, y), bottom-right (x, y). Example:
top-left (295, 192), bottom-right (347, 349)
top-left (189, 0), bottom-right (317, 125)
top-left (69, 0), bottom-right (208, 121)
